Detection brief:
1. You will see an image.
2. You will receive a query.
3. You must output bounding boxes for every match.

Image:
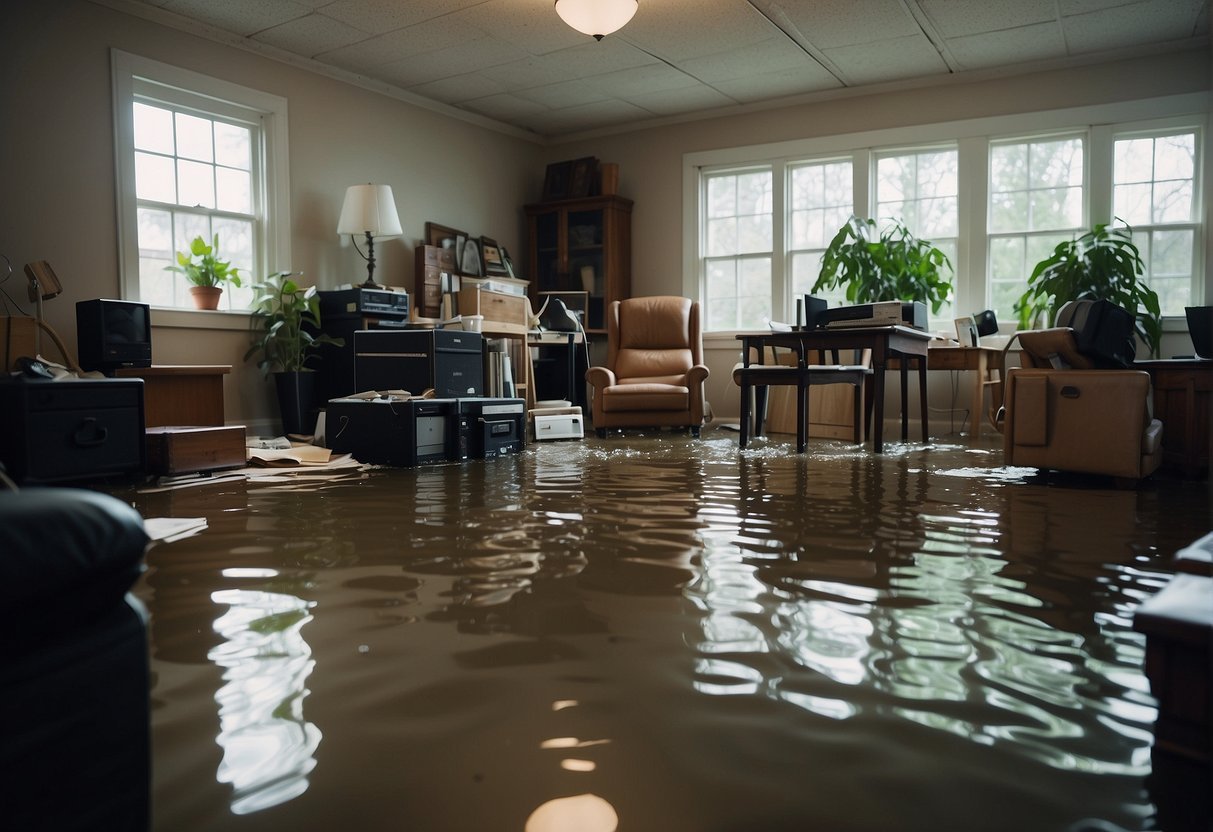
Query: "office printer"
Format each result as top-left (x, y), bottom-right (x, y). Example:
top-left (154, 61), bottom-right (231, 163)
top-left (819, 301), bottom-right (926, 330)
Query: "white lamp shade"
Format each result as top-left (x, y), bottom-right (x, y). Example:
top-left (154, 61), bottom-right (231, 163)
top-left (337, 184), bottom-right (402, 237)
top-left (555, 0), bottom-right (637, 39)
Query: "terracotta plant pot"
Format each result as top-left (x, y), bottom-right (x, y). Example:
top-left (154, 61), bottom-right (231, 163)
top-left (189, 286), bottom-right (222, 310)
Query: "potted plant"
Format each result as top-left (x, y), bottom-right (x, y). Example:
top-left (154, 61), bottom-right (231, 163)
top-left (811, 216), bottom-right (953, 314)
top-left (1014, 222), bottom-right (1161, 358)
top-left (165, 234), bottom-right (242, 310)
top-left (244, 271), bottom-right (343, 436)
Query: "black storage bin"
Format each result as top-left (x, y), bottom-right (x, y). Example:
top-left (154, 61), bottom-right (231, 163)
top-left (354, 329), bottom-right (483, 398)
top-left (0, 378), bottom-right (145, 483)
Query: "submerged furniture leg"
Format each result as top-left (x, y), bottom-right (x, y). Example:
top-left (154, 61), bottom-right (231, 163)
top-left (918, 355), bottom-right (929, 442)
top-left (739, 377), bottom-right (750, 448)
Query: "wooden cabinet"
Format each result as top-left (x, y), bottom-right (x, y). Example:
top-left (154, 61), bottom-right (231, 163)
top-left (1136, 358), bottom-right (1212, 478)
top-left (524, 195), bottom-right (632, 335)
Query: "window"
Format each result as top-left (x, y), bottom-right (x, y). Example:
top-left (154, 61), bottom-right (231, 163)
top-left (1113, 131), bottom-right (1199, 315)
top-left (112, 51), bottom-right (290, 313)
top-left (987, 136), bottom-right (1085, 321)
top-left (876, 147), bottom-right (958, 325)
top-left (688, 100), bottom-right (1204, 336)
top-left (703, 168), bottom-right (773, 331)
top-left (788, 160), bottom-right (853, 306)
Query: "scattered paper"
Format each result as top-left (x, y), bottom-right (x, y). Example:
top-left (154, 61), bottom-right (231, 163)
top-left (144, 516), bottom-right (208, 543)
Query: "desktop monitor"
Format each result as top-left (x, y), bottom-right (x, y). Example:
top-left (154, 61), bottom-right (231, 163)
top-left (76, 299), bottom-right (152, 373)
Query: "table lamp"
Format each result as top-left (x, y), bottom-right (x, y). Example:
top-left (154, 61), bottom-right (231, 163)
top-left (337, 184), bottom-right (402, 289)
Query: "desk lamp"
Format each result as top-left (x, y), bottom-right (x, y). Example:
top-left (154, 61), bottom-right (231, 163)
top-left (337, 184), bottom-right (402, 289)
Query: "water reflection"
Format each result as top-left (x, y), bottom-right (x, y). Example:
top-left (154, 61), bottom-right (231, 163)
top-left (208, 587), bottom-right (320, 814)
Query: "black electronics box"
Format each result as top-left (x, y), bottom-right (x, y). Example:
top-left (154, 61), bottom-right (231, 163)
top-left (319, 287), bottom-right (410, 320)
top-left (0, 378), bottom-right (145, 483)
top-left (456, 398), bottom-right (526, 459)
top-left (354, 329), bottom-right (483, 397)
top-left (325, 396), bottom-right (459, 467)
top-left (76, 299), bottom-right (152, 372)
top-left (901, 301), bottom-right (927, 330)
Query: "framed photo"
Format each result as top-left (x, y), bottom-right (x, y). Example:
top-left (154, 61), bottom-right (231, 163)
top-left (568, 156), bottom-right (598, 198)
top-left (542, 162), bottom-right (572, 201)
top-left (460, 237), bottom-right (482, 276)
top-left (954, 316), bottom-right (979, 347)
top-left (426, 221), bottom-right (465, 250)
top-left (500, 246), bottom-right (516, 279)
top-left (480, 237), bottom-right (509, 276)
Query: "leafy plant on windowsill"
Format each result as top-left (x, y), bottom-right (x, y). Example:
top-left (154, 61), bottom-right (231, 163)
top-left (1014, 222), bottom-right (1161, 358)
top-left (165, 234), bottom-right (241, 288)
top-left (811, 216), bottom-right (953, 314)
top-left (244, 271), bottom-right (343, 374)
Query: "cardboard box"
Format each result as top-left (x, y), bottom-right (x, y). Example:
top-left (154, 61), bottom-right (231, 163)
top-left (458, 287), bottom-right (530, 332)
top-left (145, 425), bottom-right (246, 475)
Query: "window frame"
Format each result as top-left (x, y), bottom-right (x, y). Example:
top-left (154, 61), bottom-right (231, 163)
top-left (684, 95), bottom-right (1207, 339)
top-left (111, 49), bottom-right (291, 325)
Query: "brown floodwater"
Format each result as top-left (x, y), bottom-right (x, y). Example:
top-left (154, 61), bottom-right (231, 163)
top-left (124, 428), bottom-right (1210, 832)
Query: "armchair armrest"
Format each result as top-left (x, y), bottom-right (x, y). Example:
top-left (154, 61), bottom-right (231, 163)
top-left (687, 364), bottom-right (710, 385)
top-left (586, 366), bottom-right (616, 390)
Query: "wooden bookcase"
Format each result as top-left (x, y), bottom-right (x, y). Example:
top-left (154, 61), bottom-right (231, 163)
top-left (524, 194), bottom-right (632, 335)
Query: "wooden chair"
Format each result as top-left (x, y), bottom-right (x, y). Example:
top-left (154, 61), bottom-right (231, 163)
top-left (733, 331), bottom-right (871, 452)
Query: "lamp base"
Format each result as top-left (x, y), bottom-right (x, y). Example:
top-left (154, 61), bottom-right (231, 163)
top-left (357, 280), bottom-right (383, 290)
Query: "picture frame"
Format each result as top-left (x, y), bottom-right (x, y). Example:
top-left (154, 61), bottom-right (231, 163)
top-left (426, 221), bottom-right (465, 250)
top-left (568, 156), bottom-right (598, 199)
top-left (500, 246), bottom-right (516, 279)
top-left (954, 316), bottom-right (979, 347)
top-left (480, 236), bottom-right (509, 276)
top-left (460, 236), bottom-right (482, 277)
top-left (542, 161), bottom-right (572, 201)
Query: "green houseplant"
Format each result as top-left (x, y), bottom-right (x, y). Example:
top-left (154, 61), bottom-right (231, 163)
top-left (811, 216), bottom-right (953, 314)
top-left (244, 271), bottom-right (343, 436)
top-left (1014, 222), bottom-right (1161, 358)
top-left (165, 234), bottom-right (242, 310)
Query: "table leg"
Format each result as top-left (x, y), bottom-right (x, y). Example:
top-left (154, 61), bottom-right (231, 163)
top-left (796, 380), bottom-right (807, 453)
top-left (873, 366), bottom-right (886, 453)
top-left (739, 379), bottom-right (750, 449)
top-left (918, 356), bottom-right (929, 442)
top-left (971, 352), bottom-right (986, 439)
top-left (900, 360), bottom-right (909, 442)
top-left (755, 385), bottom-right (767, 436)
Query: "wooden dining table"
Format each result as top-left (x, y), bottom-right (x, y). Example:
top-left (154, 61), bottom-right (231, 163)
top-left (736, 325), bottom-right (933, 453)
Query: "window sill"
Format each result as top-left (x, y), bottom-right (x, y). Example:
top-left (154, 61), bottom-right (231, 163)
top-left (149, 307), bottom-right (252, 332)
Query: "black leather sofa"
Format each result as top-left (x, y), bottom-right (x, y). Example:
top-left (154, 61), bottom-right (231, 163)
top-left (0, 486), bottom-right (151, 831)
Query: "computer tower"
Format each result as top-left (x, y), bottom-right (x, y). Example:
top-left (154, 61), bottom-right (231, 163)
top-left (325, 397), bottom-right (459, 467)
top-left (456, 398), bottom-right (526, 459)
top-left (354, 329), bottom-right (483, 398)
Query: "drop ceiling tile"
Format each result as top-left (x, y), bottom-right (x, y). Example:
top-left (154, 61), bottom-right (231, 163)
top-left (409, 72), bottom-right (509, 104)
top-left (1058, 0), bottom-right (1162, 14)
top-left (321, 0), bottom-right (482, 33)
top-left (946, 23), bottom-right (1068, 69)
top-left (449, 0), bottom-right (587, 57)
top-left (537, 39), bottom-right (660, 82)
top-left (512, 80), bottom-right (610, 110)
top-left (160, 0), bottom-right (310, 36)
top-left (480, 57), bottom-right (566, 91)
top-left (621, 0), bottom-right (775, 61)
top-left (712, 65), bottom-right (842, 103)
top-left (779, 0), bottom-right (921, 48)
top-left (678, 36), bottom-right (819, 84)
top-left (253, 13), bottom-right (371, 57)
top-left (513, 98), bottom-right (653, 135)
top-left (917, 0), bottom-right (1058, 38)
top-left (460, 92), bottom-right (549, 121)
top-left (1063, 0), bottom-right (1207, 52)
top-left (581, 64), bottom-right (701, 99)
top-left (316, 15), bottom-right (489, 72)
top-left (622, 84), bottom-right (739, 116)
top-left (823, 35), bottom-right (950, 85)
top-left (377, 37), bottom-right (528, 88)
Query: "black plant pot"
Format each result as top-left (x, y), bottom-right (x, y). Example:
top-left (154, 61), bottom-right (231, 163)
top-left (274, 371), bottom-right (319, 437)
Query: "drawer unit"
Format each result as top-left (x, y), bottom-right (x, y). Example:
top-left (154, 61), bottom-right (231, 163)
top-left (0, 378), bottom-right (145, 483)
top-left (458, 287), bottom-right (530, 331)
top-left (415, 245), bottom-right (458, 319)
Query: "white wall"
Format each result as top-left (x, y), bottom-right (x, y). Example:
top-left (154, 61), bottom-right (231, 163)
top-left (1, 0), bottom-right (542, 429)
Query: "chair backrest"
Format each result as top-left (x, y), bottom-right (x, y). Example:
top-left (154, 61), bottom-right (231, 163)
top-left (607, 296), bottom-right (701, 380)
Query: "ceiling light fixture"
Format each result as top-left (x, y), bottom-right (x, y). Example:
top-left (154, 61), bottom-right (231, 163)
top-left (555, 0), bottom-right (638, 41)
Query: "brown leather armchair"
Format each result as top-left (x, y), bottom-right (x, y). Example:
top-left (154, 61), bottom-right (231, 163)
top-left (1000, 328), bottom-right (1163, 483)
top-left (585, 296), bottom-right (710, 438)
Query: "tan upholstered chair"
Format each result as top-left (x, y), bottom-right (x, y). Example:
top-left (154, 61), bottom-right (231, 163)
top-left (585, 296), bottom-right (710, 438)
top-left (1000, 328), bottom-right (1163, 483)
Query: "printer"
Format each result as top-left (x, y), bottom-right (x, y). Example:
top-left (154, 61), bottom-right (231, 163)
top-left (819, 301), bottom-right (927, 330)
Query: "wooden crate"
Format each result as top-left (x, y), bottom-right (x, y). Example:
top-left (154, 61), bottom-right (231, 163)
top-left (458, 287), bottom-right (530, 332)
top-left (145, 425), bottom-right (246, 475)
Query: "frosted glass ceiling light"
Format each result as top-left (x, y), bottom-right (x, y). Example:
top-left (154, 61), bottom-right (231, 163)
top-left (555, 0), bottom-right (638, 41)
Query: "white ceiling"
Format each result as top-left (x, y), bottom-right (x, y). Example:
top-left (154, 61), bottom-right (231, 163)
top-left (107, 0), bottom-right (1209, 140)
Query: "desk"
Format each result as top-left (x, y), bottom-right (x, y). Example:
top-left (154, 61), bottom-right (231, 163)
top-left (114, 365), bottom-right (229, 426)
top-left (921, 345), bottom-right (1003, 439)
top-left (737, 326), bottom-right (931, 453)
